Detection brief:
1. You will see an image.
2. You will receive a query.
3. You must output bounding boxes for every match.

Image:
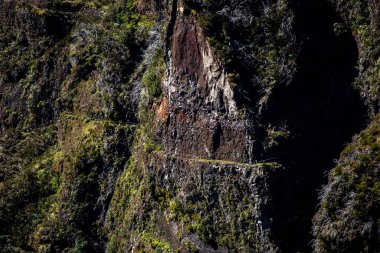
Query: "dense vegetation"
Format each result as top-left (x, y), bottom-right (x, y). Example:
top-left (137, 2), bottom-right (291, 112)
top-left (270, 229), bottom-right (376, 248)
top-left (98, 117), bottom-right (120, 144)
top-left (0, 0), bottom-right (379, 252)
top-left (0, 0), bottom-right (153, 251)
top-left (313, 118), bottom-right (380, 253)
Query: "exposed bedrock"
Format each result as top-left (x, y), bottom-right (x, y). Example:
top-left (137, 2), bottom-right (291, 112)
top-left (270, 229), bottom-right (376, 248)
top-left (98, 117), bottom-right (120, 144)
top-left (1, 0), bottom-right (377, 252)
top-left (153, 0), bottom-right (368, 252)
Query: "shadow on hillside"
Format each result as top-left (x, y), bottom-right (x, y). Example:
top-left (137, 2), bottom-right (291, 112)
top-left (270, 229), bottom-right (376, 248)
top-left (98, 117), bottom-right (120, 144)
top-left (258, 0), bottom-right (368, 252)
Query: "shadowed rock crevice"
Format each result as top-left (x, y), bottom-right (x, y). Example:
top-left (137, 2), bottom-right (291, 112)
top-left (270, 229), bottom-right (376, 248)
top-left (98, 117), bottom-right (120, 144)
top-left (256, 0), bottom-right (367, 252)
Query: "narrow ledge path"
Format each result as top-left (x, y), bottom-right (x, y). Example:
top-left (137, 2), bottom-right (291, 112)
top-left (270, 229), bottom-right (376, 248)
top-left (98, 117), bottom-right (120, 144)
top-left (155, 152), bottom-right (281, 169)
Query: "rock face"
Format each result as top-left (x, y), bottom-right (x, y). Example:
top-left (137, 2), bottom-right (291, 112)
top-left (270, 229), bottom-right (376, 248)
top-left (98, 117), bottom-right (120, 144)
top-left (0, 0), bottom-right (379, 253)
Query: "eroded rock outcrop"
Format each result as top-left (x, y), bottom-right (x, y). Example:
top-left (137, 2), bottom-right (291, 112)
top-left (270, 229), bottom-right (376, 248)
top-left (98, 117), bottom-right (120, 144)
top-left (0, 0), bottom-right (379, 252)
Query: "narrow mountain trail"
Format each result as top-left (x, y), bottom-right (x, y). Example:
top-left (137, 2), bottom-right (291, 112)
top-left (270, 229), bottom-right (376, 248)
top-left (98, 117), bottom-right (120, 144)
top-left (155, 151), bottom-right (280, 169)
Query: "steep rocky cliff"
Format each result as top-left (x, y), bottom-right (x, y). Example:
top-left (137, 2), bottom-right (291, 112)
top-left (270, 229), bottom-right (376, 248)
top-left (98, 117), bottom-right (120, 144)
top-left (0, 0), bottom-right (379, 252)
